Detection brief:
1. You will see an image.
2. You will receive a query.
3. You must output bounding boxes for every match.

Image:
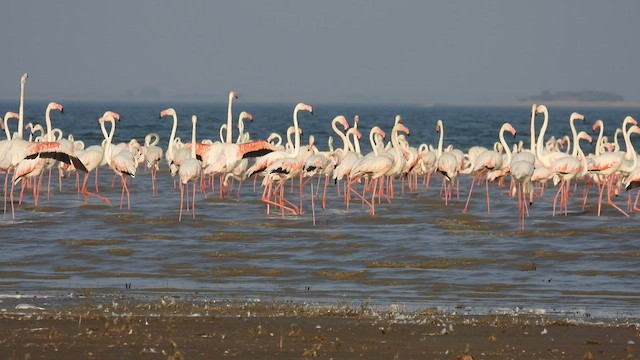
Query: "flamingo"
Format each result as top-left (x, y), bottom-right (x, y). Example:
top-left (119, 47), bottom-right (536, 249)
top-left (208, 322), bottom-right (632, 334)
top-left (0, 112), bottom-right (21, 216)
top-left (333, 127), bottom-right (363, 197)
top-left (462, 122), bottom-right (516, 214)
top-left (12, 102), bottom-right (88, 207)
top-left (347, 125), bottom-right (404, 215)
top-left (435, 120), bottom-right (459, 205)
top-left (303, 115), bottom-right (349, 209)
top-left (144, 132), bottom-right (163, 195)
top-left (160, 108), bottom-right (183, 176)
top-left (68, 111), bottom-right (121, 205)
top-left (586, 116), bottom-right (637, 216)
top-left (178, 115), bottom-right (202, 221)
top-left (510, 158), bottom-right (535, 230)
top-left (260, 103), bottom-right (313, 216)
top-left (100, 113), bottom-right (136, 209)
top-left (548, 131), bottom-right (592, 216)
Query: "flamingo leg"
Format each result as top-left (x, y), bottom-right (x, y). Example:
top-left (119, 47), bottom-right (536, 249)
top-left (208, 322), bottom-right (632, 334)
top-left (81, 172), bottom-right (111, 205)
top-left (94, 166), bottom-right (100, 193)
top-left (462, 175), bottom-right (477, 214)
top-left (192, 182), bottom-right (196, 218)
top-left (605, 177), bottom-right (629, 217)
top-left (179, 182), bottom-right (184, 222)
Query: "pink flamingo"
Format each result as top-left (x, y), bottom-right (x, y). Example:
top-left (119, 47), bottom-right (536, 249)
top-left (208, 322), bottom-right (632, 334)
top-left (260, 103), bottom-right (313, 216)
top-left (510, 158), bottom-right (535, 230)
top-left (178, 115), bottom-right (202, 221)
top-left (462, 122), bottom-right (516, 214)
top-left (548, 131), bottom-right (592, 216)
top-left (69, 111), bottom-right (121, 205)
top-left (12, 102), bottom-right (88, 207)
top-left (586, 116), bottom-right (637, 216)
top-left (0, 112), bottom-right (21, 216)
top-left (435, 120), bottom-right (459, 205)
top-left (303, 115), bottom-right (349, 209)
top-left (144, 132), bottom-right (163, 196)
top-left (100, 113), bottom-right (136, 209)
top-left (347, 124), bottom-right (409, 215)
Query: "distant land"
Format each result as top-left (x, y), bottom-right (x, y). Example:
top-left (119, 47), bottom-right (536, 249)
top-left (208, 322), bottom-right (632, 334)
top-left (518, 90), bottom-right (624, 103)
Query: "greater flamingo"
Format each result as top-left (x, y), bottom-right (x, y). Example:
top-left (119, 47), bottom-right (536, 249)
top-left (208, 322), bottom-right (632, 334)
top-left (462, 122), bottom-right (516, 214)
top-left (178, 115), bottom-right (202, 221)
top-left (100, 114), bottom-right (136, 209)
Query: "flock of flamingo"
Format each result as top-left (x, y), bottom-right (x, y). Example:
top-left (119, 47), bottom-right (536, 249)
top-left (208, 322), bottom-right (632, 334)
top-left (2, 73), bottom-right (640, 228)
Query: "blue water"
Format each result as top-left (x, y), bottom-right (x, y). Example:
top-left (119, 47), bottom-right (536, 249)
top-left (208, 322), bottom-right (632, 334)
top-left (1, 100), bottom-right (640, 320)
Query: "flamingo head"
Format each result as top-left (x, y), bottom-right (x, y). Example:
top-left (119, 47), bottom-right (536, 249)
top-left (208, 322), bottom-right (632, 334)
top-left (4, 112), bottom-right (20, 122)
top-left (49, 102), bottom-right (64, 113)
top-left (21, 73), bottom-right (28, 84)
top-left (354, 115), bottom-right (359, 126)
top-left (535, 104), bottom-right (548, 114)
top-left (230, 91), bottom-right (239, 99)
top-left (240, 111), bottom-right (253, 122)
top-left (192, 115), bottom-right (197, 124)
top-left (592, 120), bottom-right (603, 132)
top-left (266, 133), bottom-right (279, 143)
top-left (296, 103), bottom-right (313, 115)
top-left (435, 120), bottom-right (443, 133)
top-left (396, 123), bottom-right (410, 136)
top-left (505, 123), bottom-right (517, 137)
top-left (307, 135), bottom-right (316, 151)
top-left (335, 115), bottom-right (349, 130)
top-left (351, 128), bottom-right (362, 139)
top-left (160, 108), bottom-right (175, 119)
top-left (395, 115), bottom-right (403, 125)
top-left (628, 125), bottom-right (640, 136)
top-left (570, 112), bottom-right (585, 122)
top-left (104, 111), bottom-right (120, 121)
top-left (372, 126), bottom-right (386, 139)
top-left (579, 132), bottom-right (593, 144)
top-left (624, 116), bottom-right (638, 127)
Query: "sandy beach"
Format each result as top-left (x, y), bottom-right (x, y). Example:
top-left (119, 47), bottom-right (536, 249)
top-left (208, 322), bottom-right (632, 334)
top-left (1, 296), bottom-right (638, 359)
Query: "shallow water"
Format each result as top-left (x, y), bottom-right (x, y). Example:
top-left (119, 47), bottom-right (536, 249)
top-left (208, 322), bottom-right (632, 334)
top-left (1, 101), bottom-right (640, 320)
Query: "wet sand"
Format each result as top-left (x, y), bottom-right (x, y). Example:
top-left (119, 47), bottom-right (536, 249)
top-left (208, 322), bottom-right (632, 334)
top-left (1, 296), bottom-right (638, 359)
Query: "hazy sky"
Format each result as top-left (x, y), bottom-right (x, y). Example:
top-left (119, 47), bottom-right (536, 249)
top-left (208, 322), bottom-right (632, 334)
top-left (2, 1), bottom-right (639, 105)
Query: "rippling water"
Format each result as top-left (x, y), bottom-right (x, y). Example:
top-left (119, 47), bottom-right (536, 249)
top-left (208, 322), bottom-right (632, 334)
top-left (2, 100), bottom-right (640, 319)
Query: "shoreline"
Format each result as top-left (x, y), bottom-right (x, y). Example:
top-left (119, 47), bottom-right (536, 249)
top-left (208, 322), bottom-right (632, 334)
top-left (1, 295), bottom-right (639, 359)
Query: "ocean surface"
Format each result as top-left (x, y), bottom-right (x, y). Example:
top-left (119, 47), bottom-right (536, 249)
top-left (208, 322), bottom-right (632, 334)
top-left (1, 100), bottom-right (640, 320)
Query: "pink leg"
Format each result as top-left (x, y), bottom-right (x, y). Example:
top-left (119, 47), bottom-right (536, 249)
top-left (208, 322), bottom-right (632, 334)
top-left (192, 182), bottom-right (197, 218)
top-left (179, 182), bottom-right (184, 222)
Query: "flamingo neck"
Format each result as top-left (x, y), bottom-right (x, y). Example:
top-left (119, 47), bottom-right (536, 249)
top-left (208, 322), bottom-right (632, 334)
top-left (498, 124), bottom-right (512, 168)
top-left (390, 125), bottom-right (406, 172)
top-left (577, 139), bottom-right (589, 177)
top-left (3, 116), bottom-right (12, 140)
top-left (370, 128), bottom-right (380, 157)
top-left (332, 118), bottom-right (349, 153)
top-left (352, 131), bottom-right (361, 155)
top-left (18, 78), bottom-right (26, 139)
top-left (529, 107), bottom-right (536, 153)
top-left (191, 118), bottom-right (197, 159)
top-left (291, 108), bottom-right (302, 157)
top-left (104, 119), bottom-right (115, 161)
top-left (594, 122), bottom-right (604, 156)
top-left (622, 122), bottom-right (636, 160)
top-left (569, 114), bottom-right (583, 156)
top-left (436, 121), bottom-right (444, 158)
top-left (225, 94), bottom-right (235, 143)
top-left (45, 105), bottom-right (54, 142)
top-left (236, 118), bottom-right (245, 143)
top-left (168, 112), bottom-right (178, 158)
top-left (536, 108), bottom-right (549, 162)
